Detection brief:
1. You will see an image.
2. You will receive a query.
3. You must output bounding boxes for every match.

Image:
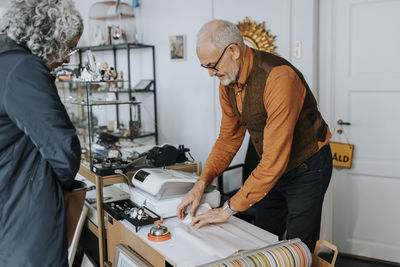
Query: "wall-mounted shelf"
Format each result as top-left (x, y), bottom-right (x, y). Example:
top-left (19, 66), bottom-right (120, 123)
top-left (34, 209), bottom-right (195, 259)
top-left (89, 13), bottom-right (135, 20)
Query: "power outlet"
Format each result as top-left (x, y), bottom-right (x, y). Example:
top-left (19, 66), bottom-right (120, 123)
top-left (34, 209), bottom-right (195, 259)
top-left (295, 41), bottom-right (302, 59)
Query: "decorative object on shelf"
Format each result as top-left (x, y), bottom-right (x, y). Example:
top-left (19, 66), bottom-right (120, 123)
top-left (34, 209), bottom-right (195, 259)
top-left (78, 52), bottom-right (120, 82)
top-left (169, 34), bottom-right (186, 60)
top-left (107, 67), bottom-right (118, 80)
top-left (130, 120), bottom-right (141, 137)
top-left (79, 68), bottom-right (93, 81)
top-left (107, 120), bottom-right (118, 131)
top-left (236, 17), bottom-right (278, 55)
top-left (100, 61), bottom-right (109, 72)
top-left (108, 25), bottom-right (127, 45)
top-left (88, 1), bottom-right (136, 46)
top-left (100, 61), bottom-right (119, 81)
top-left (53, 67), bottom-right (76, 82)
top-left (85, 50), bottom-right (102, 81)
top-left (131, 0), bottom-right (139, 10)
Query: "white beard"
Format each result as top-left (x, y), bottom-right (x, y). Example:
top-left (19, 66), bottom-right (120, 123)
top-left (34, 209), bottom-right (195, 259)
top-left (221, 63), bottom-right (240, 86)
top-left (221, 77), bottom-right (233, 86)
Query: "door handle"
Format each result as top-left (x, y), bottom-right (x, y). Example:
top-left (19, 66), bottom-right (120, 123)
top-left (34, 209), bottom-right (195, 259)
top-left (337, 119), bottom-right (351, 126)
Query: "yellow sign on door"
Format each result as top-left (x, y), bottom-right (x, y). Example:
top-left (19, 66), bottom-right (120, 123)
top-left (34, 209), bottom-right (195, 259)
top-left (329, 142), bottom-right (354, 168)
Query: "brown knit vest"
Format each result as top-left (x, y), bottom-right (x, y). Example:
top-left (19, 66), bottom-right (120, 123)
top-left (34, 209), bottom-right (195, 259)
top-left (226, 49), bottom-right (328, 172)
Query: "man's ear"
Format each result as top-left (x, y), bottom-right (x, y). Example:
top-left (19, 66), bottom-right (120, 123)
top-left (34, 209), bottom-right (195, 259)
top-left (229, 44), bottom-right (241, 60)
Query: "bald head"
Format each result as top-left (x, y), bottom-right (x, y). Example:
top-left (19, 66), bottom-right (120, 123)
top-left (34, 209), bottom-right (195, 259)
top-left (196, 19), bottom-right (244, 53)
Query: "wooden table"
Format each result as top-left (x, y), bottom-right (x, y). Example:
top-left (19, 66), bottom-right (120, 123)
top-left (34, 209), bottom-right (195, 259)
top-left (78, 162), bottom-right (202, 267)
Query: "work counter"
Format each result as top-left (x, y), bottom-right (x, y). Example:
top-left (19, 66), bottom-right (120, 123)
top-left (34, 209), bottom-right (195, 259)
top-left (105, 213), bottom-right (278, 267)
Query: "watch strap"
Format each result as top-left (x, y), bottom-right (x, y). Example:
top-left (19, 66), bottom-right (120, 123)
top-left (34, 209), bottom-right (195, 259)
top-left (223, 200), bottom-right (237, 215)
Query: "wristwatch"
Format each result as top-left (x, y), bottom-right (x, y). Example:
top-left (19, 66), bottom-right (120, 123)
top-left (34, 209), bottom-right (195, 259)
top-left (223, 200), bottom-right (237, 215)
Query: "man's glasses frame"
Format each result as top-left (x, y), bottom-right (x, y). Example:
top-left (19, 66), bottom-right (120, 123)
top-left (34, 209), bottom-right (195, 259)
top-left (66, 48), bottom-right (79, 58)
top-left (200, 43), bottom-right (237, 72)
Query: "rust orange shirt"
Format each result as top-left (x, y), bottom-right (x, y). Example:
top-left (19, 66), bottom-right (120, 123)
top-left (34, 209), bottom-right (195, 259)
top-left (199, 46), bottom-right (331, 211)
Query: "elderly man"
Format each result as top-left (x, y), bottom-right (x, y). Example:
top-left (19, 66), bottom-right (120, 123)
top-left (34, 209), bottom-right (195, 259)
top-left (177, 19), bottom-right (332, 251)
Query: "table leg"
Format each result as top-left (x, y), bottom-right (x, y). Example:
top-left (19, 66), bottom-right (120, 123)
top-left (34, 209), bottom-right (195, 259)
top-left (95, 175), bottom-right (106, 267)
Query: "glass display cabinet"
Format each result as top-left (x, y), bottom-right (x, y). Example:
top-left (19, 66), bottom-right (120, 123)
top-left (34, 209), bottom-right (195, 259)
top-left (56, 80), bottom-right (142, 168)
top-left (55, 42), bottom-right (158, 172)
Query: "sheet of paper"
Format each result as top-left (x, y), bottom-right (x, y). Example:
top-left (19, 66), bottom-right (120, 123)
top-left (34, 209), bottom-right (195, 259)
top-left (174, 203), bottom-right (268, 258)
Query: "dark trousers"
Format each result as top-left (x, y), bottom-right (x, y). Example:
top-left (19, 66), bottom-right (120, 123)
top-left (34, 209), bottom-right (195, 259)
top-left (254, 145), bottom-right (333, 252)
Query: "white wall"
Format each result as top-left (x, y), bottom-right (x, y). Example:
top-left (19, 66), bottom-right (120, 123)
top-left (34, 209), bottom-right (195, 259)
top-left (135, 0), bottom-right (318, 190)
top-left (0, 0), bottom-right (317, 171)
top-left (135, 0), bottom-right (216, 166)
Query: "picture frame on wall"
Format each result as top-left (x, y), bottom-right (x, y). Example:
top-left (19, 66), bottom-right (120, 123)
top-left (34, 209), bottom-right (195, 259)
top-left (112, 244), bottom-right (153, 267)
top-left (169, 35), bottom-right (186, 60)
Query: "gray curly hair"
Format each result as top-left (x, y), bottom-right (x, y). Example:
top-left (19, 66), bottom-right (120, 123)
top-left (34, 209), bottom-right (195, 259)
top-left (0, 0), bottom-right (83, 68)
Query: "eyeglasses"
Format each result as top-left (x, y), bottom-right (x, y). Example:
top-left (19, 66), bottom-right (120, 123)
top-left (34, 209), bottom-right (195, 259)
top-left (66, 48), bottom-right (79, 57)
top-left (62, 48), bottom-right (79, 63)
top-left (200, 43), bottom-right (237, 72)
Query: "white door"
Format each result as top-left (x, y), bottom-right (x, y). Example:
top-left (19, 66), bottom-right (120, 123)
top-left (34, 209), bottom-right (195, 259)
top-left (320, 0), bottom-right (400, 263)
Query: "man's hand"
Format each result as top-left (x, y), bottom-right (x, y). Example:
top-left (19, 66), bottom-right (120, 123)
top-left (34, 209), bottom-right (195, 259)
top-left (177, 180), bottom-right (206, 220)
top-left (190, 207), bottom-right (231, 229)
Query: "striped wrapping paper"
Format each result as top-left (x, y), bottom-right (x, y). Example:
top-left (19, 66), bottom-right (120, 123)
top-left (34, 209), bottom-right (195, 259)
top-left (210, 239), bottom-right (312, 267)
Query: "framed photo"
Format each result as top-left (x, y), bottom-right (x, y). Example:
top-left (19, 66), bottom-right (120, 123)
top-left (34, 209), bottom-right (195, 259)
top-left (169, 35), bottom-right (186, 60)
top-left (112, 244), bottom-right (153, 267)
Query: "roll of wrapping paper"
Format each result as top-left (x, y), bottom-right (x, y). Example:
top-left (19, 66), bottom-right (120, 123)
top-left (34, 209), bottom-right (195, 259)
top-left (210, 239), bottom-right (312, 267)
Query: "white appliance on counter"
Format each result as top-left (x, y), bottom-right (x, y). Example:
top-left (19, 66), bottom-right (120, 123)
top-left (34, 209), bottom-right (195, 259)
top-left (130, 168), bottom-right (220, 218)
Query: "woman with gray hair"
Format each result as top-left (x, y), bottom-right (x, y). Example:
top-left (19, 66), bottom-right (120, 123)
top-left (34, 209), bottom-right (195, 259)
top-left (0, 0), bottom-right (83, 266)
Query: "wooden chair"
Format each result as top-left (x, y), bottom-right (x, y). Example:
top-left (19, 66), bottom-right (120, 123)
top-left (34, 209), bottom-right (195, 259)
top-left (312, 239), bottom-right (338, 267)
top-left (68, 205), bottom-right (88, 267)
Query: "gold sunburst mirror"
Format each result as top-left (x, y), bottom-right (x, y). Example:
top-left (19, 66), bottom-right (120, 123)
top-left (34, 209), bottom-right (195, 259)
top-left (237, 17), bottom-right (278, 55)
